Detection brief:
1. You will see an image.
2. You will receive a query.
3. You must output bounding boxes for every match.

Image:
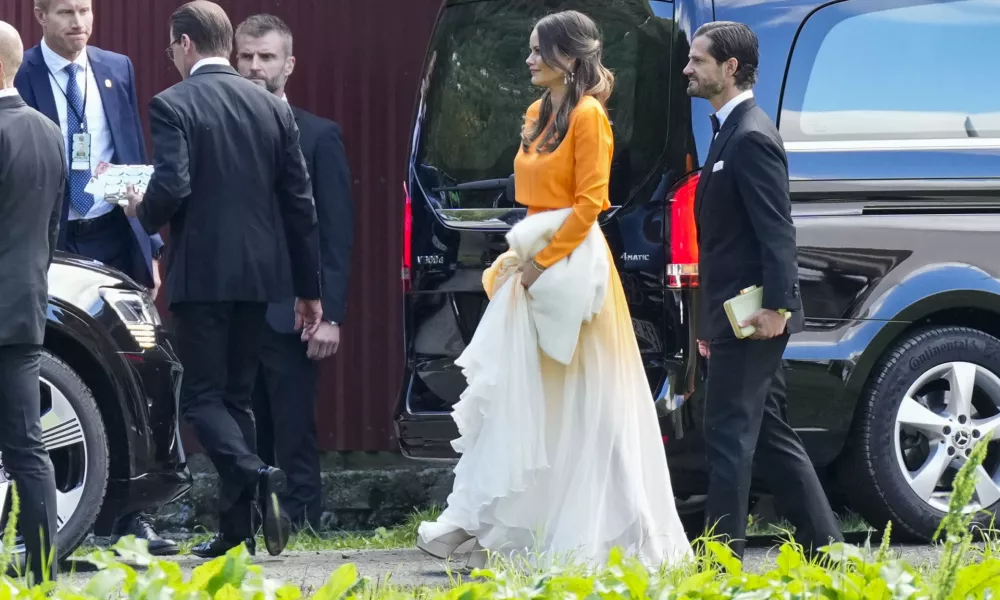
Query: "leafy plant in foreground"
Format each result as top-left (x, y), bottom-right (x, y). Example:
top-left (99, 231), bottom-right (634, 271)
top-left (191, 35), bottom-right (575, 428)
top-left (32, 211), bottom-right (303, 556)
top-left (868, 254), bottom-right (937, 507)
top-left (1, 443), bottom-right (1000, 598)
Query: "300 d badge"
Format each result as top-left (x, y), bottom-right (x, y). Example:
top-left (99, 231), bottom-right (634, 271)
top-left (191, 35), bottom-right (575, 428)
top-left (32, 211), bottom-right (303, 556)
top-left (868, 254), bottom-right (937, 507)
top-left (417, 255), bottom-right (445, 265)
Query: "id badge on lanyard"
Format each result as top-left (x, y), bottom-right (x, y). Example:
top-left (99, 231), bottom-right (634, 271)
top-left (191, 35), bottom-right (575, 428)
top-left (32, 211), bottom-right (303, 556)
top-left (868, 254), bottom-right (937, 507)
top-left (51, 60), bottom-right (92, 171)
top-left (71, 130), bottom-right (92, 171)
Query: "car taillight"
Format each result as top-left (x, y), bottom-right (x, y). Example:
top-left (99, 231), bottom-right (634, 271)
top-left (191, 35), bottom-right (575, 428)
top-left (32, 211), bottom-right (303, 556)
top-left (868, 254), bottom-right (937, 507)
top-left (666, 172), bottom-right (700, 289)
top-left (402, 181), bottom-right (412, 292)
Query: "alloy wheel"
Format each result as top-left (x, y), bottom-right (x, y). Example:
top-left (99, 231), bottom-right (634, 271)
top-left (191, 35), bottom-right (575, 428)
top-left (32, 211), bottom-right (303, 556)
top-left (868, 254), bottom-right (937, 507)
top-left (894, 361), bottom-right (1000, 513)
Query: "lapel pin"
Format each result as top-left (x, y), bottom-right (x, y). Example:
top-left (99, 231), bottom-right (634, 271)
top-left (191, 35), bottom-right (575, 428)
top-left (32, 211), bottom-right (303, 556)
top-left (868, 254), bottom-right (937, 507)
top-left (104, 79), bottom-right (112, 88)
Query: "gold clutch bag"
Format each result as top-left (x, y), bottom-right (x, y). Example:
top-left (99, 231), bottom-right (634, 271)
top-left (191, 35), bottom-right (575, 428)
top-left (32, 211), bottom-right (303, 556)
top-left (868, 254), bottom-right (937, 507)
top-left (723, 285), bottom-right (790, 339)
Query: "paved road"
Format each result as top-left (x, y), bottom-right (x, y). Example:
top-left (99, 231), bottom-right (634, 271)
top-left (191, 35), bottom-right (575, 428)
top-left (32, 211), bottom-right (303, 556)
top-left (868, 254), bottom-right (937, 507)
top-left (60, 544), bottom-right (948, 592)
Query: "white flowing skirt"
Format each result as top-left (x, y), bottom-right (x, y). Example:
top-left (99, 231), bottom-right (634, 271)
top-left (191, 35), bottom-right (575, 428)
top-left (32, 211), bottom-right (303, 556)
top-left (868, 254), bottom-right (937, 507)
top-left (419, 243), bottom-right (693, 569)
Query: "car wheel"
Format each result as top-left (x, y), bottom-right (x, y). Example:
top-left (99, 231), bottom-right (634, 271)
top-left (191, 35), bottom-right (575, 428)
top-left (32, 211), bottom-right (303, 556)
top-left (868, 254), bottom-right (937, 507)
top-left (0, 351), bottom-right (109, 561)
top-left (844, 326), bottom-right (1000, 541)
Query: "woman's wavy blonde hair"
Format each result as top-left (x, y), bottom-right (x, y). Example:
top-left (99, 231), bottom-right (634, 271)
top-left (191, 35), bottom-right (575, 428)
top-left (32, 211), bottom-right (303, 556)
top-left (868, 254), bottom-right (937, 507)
top-left (521, 10), bottom-right (614, 153)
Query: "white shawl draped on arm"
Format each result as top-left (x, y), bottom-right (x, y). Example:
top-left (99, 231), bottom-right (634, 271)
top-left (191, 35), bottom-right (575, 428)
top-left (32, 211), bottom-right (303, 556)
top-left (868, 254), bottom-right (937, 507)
top-left (501, 207), bottom-right (609, 364)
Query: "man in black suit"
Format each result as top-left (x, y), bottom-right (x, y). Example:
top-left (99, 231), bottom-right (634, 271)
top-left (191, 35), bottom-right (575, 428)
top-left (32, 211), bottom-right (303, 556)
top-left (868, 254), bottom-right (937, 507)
top-left (235, 14), bottom-right (354, 531)
top-left (123, 0), bottom-right (324, 559)
top-left (684, 21), bottom-right (842, 559)
top-left (0, 20), bottom-right (63, 584)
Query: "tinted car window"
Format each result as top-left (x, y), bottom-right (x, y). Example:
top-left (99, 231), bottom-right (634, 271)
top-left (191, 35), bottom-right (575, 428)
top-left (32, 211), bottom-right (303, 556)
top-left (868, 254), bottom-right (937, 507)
top-left (413, 0), bottom-right (674, 211)
top-left (781, 0), bottom-right (1000, 143)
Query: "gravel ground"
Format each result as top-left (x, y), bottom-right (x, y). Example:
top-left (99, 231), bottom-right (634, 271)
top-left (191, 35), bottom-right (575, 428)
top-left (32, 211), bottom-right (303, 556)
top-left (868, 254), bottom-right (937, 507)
top-left (58, 543), bottom-right (951, 592)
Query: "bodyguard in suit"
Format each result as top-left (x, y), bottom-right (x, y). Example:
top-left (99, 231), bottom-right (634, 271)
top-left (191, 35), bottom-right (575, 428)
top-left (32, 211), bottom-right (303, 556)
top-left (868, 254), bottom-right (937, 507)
top-left (236, 13), bottom-right (354, 531)
top-left (0, 20), bottom-right (62, 584)
top-left (683, 21), bottom-right (842, 559)
top-left (12, 0), bottom-right (177, 555)
top-left (124, 0), bottom-right (324, 559)
top-left (14, 1), bottom-right (165, 295)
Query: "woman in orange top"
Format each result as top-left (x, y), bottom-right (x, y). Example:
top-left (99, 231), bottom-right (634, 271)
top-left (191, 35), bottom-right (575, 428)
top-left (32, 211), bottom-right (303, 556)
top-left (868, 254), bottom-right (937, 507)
top-left (417, 10), bottom-right (693, 571)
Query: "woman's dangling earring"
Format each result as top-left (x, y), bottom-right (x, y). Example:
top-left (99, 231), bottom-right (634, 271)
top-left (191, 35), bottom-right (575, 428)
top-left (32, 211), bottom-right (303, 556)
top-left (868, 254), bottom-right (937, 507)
top-left (563, 71), bottom-right (575, 85)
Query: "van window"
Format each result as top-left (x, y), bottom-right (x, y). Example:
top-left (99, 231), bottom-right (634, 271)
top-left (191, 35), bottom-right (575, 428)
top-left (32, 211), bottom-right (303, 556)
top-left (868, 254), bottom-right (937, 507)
top-left (780, 0), bottom-right (1000, 144)
top-left (412, 0), bottom-right (674, 211)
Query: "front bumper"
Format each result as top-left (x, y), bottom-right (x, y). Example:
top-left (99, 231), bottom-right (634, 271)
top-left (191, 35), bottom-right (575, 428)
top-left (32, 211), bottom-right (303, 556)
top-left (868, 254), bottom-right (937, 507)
top-left (103, 469), bottom-right (191, 522)
top-left (94, 332), bottom-right (192, 533)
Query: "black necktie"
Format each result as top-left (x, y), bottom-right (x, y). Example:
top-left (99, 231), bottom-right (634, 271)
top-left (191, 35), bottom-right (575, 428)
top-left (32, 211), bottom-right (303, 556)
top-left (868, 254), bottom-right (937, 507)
top-left (710, 113), bottom-right (720, 135)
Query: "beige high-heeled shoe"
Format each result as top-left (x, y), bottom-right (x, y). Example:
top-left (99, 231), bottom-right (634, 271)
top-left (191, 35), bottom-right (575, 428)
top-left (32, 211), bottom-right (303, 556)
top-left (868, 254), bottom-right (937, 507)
top-left (416, 528), bottom-right (475, 559)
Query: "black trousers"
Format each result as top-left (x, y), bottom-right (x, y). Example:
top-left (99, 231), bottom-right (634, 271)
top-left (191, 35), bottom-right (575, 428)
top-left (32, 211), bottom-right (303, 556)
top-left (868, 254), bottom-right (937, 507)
top-left (0, 345), bottom-right (57, 584)
top-left (252, 327), bottom-right (322, 528)
top-left (172, 302), bottom-right (269, 539)
top-left (703, 334), bottom-right (842, 558)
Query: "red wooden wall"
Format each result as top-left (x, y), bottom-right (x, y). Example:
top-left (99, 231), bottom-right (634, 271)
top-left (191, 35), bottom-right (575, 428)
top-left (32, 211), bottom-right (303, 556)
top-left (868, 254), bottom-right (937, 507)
top-left (1, 0), bottom-right (442, 451)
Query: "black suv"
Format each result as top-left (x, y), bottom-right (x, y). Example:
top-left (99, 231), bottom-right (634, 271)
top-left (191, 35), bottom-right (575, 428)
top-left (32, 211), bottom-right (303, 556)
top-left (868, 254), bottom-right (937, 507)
top-left (7, 253), bottom-right (192, 560)
top-left (396, 0), bottom-right (1000, 542)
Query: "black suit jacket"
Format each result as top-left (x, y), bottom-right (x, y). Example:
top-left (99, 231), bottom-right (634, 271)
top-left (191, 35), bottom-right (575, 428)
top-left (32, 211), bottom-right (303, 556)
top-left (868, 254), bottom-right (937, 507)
top-left (265, 105), bottom-right (353, 333)
top-left (694, 98), bottom-right (803, 341)
top-left (0, 95), bottom-right (66, 345)
top-left (137, 64), bottom-right (320, 305)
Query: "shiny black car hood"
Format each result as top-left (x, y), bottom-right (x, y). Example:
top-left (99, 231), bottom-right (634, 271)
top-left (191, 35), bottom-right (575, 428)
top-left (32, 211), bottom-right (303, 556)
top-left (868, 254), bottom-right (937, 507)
top-left (49, 251), bottom-right (143, 310)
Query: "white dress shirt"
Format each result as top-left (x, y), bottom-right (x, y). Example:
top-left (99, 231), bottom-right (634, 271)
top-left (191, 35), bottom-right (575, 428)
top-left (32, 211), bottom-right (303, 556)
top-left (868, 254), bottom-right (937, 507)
top-left (715, 89), bottom-right (755, 134)
top-left (190, 57), bottom-right (231, 75)
top-left (41, 38), bottom-right (113, 220)
top-left (0, 88), bottom-right (19, 99)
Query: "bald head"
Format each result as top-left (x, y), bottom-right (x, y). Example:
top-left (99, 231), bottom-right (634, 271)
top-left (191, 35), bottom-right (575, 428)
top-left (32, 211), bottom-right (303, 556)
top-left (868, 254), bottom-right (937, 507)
top-left (0, 20), bottom-right (23, 88)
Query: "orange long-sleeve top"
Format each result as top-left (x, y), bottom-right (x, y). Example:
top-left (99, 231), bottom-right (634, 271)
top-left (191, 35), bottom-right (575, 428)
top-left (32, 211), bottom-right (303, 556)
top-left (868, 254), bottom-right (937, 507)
top-left (513, 95), bottom-right (614, 268)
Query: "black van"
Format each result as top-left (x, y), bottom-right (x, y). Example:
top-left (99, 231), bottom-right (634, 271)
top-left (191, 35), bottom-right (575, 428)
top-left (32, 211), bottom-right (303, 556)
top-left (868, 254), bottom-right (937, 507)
top-left (396, 0), bottom-right (1000, 542)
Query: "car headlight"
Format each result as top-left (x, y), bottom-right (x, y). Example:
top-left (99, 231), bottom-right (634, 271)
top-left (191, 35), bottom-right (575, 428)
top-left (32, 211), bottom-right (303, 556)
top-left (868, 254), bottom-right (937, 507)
top-left (99, 288), bottom-right (162, 349)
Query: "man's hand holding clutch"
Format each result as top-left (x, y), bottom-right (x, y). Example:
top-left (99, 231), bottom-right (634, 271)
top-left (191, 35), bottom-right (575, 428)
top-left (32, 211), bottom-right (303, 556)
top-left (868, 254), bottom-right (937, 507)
top-left (724, 285), bottom-right (790, 340)
top-left (739, 309), bottom-right (787, 340)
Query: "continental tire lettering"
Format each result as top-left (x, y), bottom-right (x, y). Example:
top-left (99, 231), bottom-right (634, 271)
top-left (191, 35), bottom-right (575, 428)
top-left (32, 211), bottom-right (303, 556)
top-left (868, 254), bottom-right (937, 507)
top-left (908, 339), bottom-right (974, 371)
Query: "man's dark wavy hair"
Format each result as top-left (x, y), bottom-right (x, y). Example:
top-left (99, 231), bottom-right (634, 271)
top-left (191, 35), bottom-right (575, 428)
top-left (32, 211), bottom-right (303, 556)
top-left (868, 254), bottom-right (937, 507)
top-left (694, 21), bottom-right (759, 90)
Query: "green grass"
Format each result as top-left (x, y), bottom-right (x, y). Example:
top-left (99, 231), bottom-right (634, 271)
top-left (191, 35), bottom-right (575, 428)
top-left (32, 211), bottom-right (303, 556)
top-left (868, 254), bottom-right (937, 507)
top-left (71, 503), bottom-right (869, 560)
top-left (69, 501), bottom-right (870, 560)
top-left (71, 505), bottom-right (445, 558)
top-left (746, 509), bottom-right (871, 537)
top-left (187, 504), bottom-right (445, 554)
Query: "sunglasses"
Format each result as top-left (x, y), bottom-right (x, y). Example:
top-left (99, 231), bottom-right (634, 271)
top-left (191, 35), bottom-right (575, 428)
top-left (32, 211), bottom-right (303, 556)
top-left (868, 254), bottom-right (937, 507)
top-left (165, 38), bottom-right (181, 60)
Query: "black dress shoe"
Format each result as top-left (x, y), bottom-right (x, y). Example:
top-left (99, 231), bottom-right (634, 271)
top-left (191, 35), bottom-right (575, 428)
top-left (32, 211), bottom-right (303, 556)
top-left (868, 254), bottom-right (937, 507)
top-left (113, 512), bottom-right (180, 556)
top-left (190, 534), bottom-right (256, 559)
top-left (257, 467), bottom-right (291, 556)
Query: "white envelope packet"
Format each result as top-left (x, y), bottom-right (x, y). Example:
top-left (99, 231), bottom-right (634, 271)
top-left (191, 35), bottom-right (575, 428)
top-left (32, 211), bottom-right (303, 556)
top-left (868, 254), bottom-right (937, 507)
top-left (85, 162), bottom-right (154, 206)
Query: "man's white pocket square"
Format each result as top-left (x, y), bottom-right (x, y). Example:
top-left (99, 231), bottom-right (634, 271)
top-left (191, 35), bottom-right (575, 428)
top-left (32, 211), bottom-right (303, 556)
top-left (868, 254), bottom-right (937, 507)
top-left (712, 160), bottom-right (724, 172)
